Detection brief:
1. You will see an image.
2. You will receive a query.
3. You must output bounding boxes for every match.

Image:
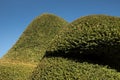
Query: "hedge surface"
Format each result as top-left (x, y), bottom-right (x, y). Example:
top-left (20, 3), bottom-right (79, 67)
top-left (47, 15), bottom-right (120, 66)
top-left (0, 14), bottom-right (68, 80)
top-left (30, 57), bottom-right (120, 80)
top-left (2, 14), bottom-right (68, 63)
top-left (30, 15), bottom-right (120, 80)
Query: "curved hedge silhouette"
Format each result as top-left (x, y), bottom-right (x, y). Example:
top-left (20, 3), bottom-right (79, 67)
top-left (2, 14), bottom-right (68, 63)
top-left (46, 15), bottom-right (120, 67)
top-left (30, 15), bottom-right (120, 80)
top-left (0, 14), bottom-right (68, 80)
top-left (1, 14), bottom-right (120, 80)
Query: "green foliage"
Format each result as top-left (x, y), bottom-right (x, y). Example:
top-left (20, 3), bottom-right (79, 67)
top-left (30, 57), bottom-right (120, 80)
top-left (0, 13), bottom-right (67, 80)
top-left (30, 15), bottom-right (120, 80)
top-left (1, 14), bottom-right (120, 80)
top-left (48, 15), bottom-right (120, 51)
top-left (0, 60), bottom-right (35, 80)
top-left (2, 14), bottom-right (68, 63)
top-left (47, 15), bottom-right (120, 66)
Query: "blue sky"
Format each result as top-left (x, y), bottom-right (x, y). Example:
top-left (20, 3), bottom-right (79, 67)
top-left (0, 0), bottom-right (120, 57)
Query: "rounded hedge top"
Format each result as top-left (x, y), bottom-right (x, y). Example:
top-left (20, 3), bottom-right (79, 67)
top-left (47, 15), bottom-right (120, 56)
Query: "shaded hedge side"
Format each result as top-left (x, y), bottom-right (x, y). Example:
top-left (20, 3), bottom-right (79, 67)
top-left (30, 57), bottom-right (120, 80)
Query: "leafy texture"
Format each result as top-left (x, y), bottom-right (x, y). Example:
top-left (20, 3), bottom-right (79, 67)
top-left (0, 14), bottom-right (68, 80)
top-left (0, 60), bottom-right (35, 80)
top-left (2, 14), bottom-right (68, 63)
top-left (46, 15), bottom-right (120, 68)
top-left (31, 15), bottom-right (120, 80)
top-left (1, 14), bottom-right (120, 80)
top-left (30, 57), bottom-right (120, 80)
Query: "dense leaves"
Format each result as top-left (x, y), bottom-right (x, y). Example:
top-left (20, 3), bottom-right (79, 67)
top-left (31, 15), bottom-right (120, 80)
top-left (1, 14), bottom-right (120, 80)
top-left (0, 14), bottom-right (68, 80)
top-left (2, 14), bottom-right (68, 63)
top-left (47, 15), bottom-right (120, 66)
top-left (0, 60), bottom-right (35, 80)
top-left (30, 57), bottom-right (120, 80)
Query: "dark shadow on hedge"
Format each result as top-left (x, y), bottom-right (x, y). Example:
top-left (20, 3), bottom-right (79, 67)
top-left (45, 39), bottom-right (120, 72)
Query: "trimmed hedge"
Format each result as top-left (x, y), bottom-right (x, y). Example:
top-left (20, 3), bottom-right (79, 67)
top-left (1, 14), bottom-right (120, 80)
top-left (30, 57), bottom-right (120, 80)
top-left (0, 14), bottom-right (68, 80)
top-left (2, 14), bottom-right (68, 63)
top-left (30, 15), bottom-right (120, 80)
top-left (46, 15), bottom-right (120, 65)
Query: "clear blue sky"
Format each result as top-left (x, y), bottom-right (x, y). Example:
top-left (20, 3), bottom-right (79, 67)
top-left (0, 0), bottom-right (120, 57)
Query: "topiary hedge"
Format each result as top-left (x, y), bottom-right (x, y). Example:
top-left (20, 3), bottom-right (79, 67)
top-left (2, 14), bottom-right (68, 63)
top-left (0, 14), bottom-right (68, 80)
top-left (46, 15), bottom-right (120, 66)
top-left (30, 15), bottom-right (120, 80)
top-left (30, 57), bottom-right (120, 80)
